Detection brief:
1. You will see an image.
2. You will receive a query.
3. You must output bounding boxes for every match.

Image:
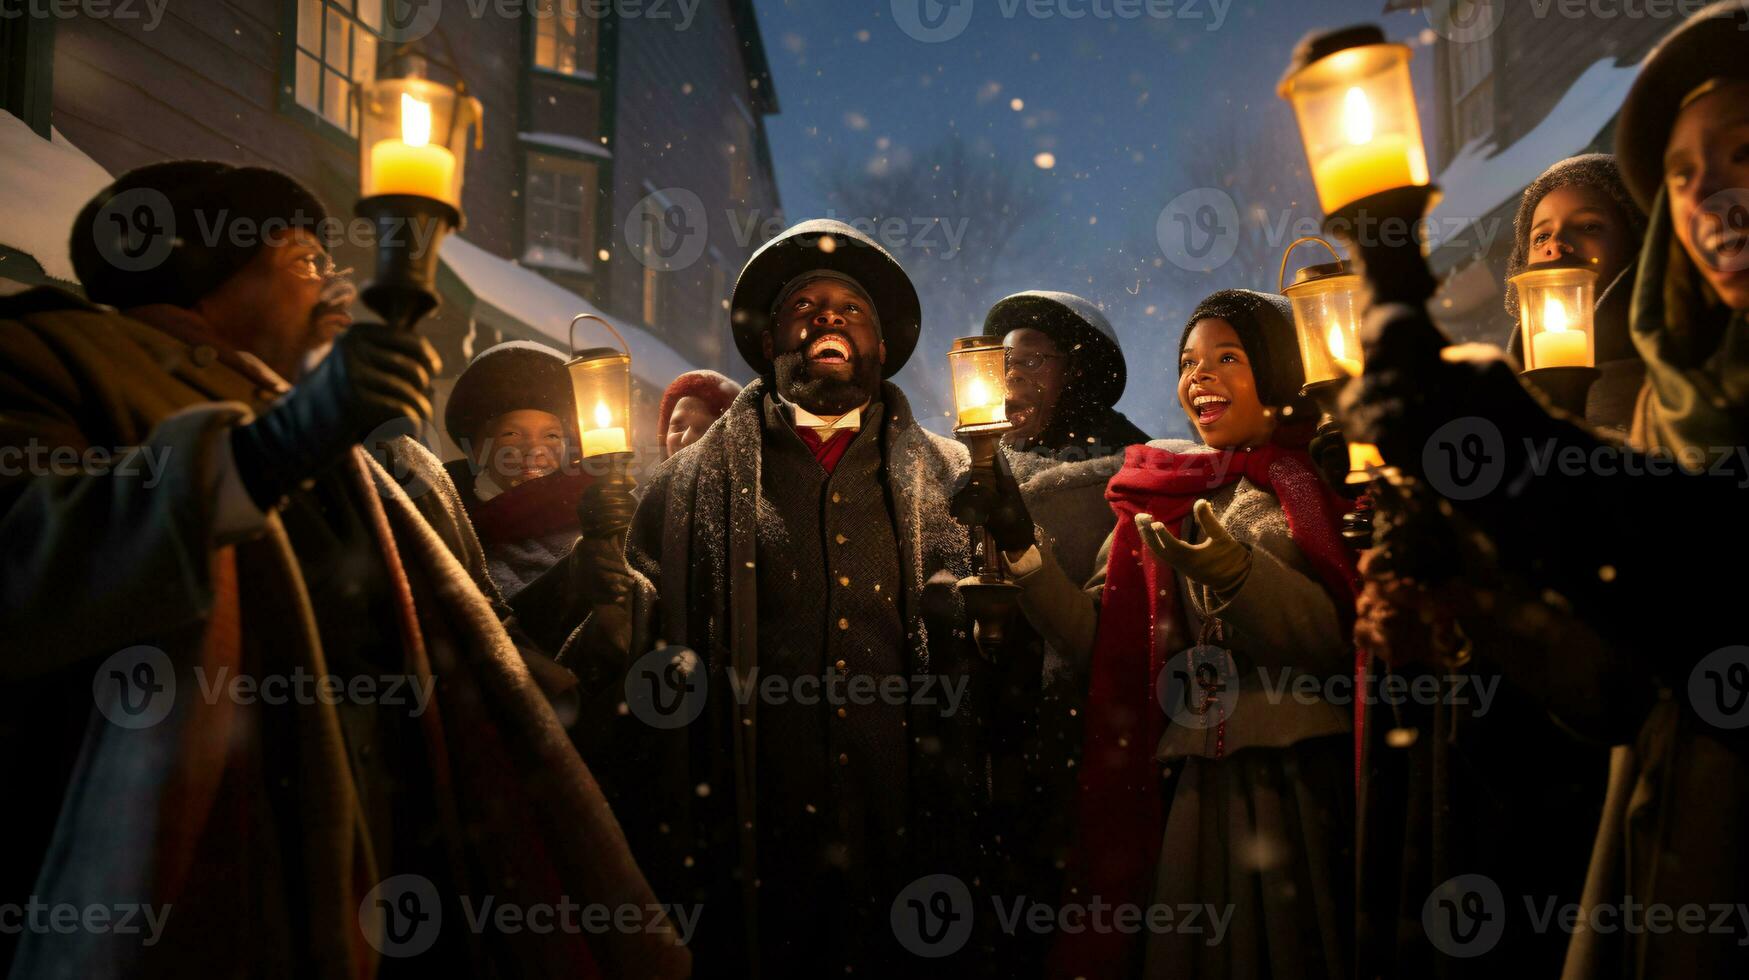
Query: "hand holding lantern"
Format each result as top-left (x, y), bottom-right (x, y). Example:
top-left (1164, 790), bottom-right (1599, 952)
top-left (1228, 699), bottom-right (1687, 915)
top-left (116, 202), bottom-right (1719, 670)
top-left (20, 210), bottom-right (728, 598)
top-left (946, 336), bottom-right (1025, 656)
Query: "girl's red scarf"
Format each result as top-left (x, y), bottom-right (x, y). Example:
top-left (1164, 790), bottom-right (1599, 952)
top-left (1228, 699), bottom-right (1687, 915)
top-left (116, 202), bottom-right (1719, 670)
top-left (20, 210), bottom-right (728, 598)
top-left (1047, 439), bottom-right (1359, 979)
top-left (470, 470), bottom-right (591, 548)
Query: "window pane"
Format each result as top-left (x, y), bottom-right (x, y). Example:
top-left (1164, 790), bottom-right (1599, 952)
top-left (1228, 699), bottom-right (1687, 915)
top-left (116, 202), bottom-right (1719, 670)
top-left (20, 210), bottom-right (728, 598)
top-left (325, 7), bottom-right (350, 70)
top-left (295, 52), bottom-right (320, 110)
top-left (555, 13), bottom-right (577, 74)
top-left (298, 0), bottom-right (321, 51)
top-left (352, 29), bottom-right (376, 84)
top-left (572, 14), bottom-right (598, 75)
top-left (535, 27), bottom-right (555, 71)
top-left (357, 0), bottom-right (382, 32)
top-left (323, 68), bottom-right (349, 128)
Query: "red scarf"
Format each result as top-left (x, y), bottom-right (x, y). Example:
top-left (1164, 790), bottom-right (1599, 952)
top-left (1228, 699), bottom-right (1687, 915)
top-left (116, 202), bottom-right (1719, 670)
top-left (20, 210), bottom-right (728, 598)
top-left (1047, 438), bottom-right (1358, 979)
top-left (470, 470), bottom-right (591, 548)
top-left (796, 426), bottom-right (855, 474)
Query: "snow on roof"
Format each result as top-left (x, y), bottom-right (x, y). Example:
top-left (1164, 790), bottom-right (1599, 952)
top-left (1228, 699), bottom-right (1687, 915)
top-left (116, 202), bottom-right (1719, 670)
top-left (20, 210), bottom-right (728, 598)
top-left (1426, 57), bottom-right (1642, 251)
top-left (519, 131), bottom-right (614, 160)
top-left (439, 234), bottom-right (699, 388)
top-left (0, 113), bottom-right (113, 282)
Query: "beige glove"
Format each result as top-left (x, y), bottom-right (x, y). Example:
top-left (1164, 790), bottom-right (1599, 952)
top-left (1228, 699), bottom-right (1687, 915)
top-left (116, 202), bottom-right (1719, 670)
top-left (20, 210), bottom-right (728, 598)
top-left (1135, 499), bottom-right (1252, 597)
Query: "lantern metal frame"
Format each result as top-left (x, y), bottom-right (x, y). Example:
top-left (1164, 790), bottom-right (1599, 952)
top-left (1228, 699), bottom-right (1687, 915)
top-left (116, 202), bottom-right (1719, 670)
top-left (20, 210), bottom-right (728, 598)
top-left (567, 313), bottom-right (638, 539)
top-left (351, 75), bottom-right (483, 331)
top-left (1511, 255), bottom-right (1602, 415)
top-left (945, 335), bottom-right (1022, 657)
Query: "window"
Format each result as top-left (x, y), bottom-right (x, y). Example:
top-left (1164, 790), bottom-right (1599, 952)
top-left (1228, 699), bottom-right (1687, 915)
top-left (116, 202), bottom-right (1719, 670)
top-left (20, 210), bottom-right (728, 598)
top-left (294, 0), bottom-right (380, 134)
top-left (533, 0), bottom-right (600, 78)
top-left (523, 151), bottom-right (600, 272)
top-left (1456, 76), bottom-right (1495, 148)
top-left (1444, 0), bottom-right (1495, 148)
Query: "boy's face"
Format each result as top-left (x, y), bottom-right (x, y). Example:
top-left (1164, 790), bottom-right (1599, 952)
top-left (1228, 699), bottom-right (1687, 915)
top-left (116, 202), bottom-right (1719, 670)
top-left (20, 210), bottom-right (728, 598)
top-left (476, 409), bottom-right (568, 490)
top-left (1178, 318), bottom-right (1277, 450)
top-left (1527, 184), bottom-right (1637, 290)
top-left (1665, 80), bottom-right (1749, 311)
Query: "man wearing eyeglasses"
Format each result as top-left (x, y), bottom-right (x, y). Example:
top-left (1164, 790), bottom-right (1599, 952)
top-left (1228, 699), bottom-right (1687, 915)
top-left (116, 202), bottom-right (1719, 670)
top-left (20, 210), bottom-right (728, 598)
top-left (0, 162), bottom-right (684, 978)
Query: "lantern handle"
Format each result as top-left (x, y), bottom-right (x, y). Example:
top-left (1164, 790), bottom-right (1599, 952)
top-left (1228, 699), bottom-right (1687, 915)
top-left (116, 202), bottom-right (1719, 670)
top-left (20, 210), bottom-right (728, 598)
top-left (1277, 236), bottom-right (1346, 293)
top-left (570, 313), bottom-right (631, 359)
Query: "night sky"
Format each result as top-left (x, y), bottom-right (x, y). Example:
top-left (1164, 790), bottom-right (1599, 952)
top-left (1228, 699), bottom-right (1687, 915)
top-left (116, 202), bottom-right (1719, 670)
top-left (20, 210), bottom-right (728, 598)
top-left (752, 0), bottom-right (1437, 436)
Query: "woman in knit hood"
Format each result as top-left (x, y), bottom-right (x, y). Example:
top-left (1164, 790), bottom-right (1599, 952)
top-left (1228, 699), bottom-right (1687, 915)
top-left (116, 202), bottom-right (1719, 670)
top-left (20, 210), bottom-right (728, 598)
top-left (656, 369), bottom-right (741, 461)
top-left (1503, 154), bottom-right (1649, 430)
top-left (1006, 289), bottom-right (1357, 980)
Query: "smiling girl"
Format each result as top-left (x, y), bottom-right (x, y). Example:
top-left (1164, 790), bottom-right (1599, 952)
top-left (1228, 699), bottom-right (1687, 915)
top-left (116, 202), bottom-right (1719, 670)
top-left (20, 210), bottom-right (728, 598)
top-left (1008, 289), bottom-right (1358, 979)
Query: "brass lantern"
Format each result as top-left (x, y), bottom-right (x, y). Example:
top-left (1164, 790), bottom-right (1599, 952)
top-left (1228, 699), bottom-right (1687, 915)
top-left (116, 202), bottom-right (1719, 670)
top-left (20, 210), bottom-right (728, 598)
top-left (356, 76), bottom-right (483, 213)
top-left (1278, 25), bottom-right (1433, 215)
top-left (1512, 258), bottom-right (1599, 371)
top-left (1511, 256), bottom-right (1601, 414)
top-left (566, 314), bottom-right (633, 459)
top-left (948, 336), bottom-right (1011, 433)
top-left (1280, 237), bottom-right (1385, 489)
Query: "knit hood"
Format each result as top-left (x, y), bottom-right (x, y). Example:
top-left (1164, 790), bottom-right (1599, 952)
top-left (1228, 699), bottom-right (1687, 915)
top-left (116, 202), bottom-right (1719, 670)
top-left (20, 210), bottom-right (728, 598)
top-left (1503, 154), bottom-right (1647, 320)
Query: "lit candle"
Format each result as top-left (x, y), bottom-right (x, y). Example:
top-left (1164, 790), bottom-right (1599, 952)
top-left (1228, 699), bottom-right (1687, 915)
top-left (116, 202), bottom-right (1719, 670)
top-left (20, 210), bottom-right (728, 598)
top-left (580, 400), bottom-right (629, 457)
top-left (1530, 297), bottom-right (1589, 369)
top-left (1311, 89), bottom-right (1415, 213)
top-left (1327, 325), bottom-right (1362, 377)
top-left (958, 377), bottom-right (1004, 427)
top-left (366, 93), bottom-right (457, 203)
top-left (1347, 441), bottom-right (1385, 484)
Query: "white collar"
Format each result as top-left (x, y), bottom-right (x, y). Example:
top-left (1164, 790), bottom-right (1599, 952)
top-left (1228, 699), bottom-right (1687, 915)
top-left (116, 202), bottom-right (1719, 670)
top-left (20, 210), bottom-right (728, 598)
top-left (777, 392), bottom-right (867, 434)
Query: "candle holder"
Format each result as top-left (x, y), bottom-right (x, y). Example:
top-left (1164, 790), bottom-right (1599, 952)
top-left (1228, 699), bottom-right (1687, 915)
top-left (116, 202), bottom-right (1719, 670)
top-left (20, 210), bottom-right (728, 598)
top-left (353, 76), bottom-right (483, 331)
top-left (1511, 256), bottom-right (1601, 416)
top-left (947, 336), bottom-right (1023, 657)
top-left (568, 313), bottom-right (637, 539)
top-left (1280, 25), bottom-right (1442, 309)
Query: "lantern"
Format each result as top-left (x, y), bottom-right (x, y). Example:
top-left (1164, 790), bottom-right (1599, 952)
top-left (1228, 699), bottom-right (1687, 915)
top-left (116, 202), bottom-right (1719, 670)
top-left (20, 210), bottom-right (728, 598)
top-left (567, 314), bottom-right (633, 459)
top-left (356, 76), bottom-right (483, 212)
top-left (1512, 258), bottom-right (1599, 371)
top-left (948, 336), bottom-right (1011, 432)
top-left (1278, 25), bottom-right (1432, 215)
top-left (1282, 242), bottom-right (1365, 386)
top-left (1280, 237), bottom-right (1385, 490)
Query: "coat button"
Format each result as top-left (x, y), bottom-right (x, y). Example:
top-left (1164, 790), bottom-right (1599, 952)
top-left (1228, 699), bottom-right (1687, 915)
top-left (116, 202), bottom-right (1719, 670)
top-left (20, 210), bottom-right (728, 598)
top-left (836, 707), bottom-right (847, 719)
top-left (838, 753), bottom-right (849, 766)
top-left (191, 345), bottom-right (218, 367)
top-left (835, 659), bottom-right (847, 671)
top-left (838, 575), bottom-right (851, 587)
top-left (831, 492), bottom-right (841, 503)
top-left (837, 617), bottom-right (849, 631)
top-left (835, 533), bottom-right (847, 545)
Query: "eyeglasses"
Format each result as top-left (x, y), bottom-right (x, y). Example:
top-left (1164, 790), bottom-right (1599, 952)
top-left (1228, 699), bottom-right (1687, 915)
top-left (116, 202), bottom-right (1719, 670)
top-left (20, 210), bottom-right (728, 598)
top-left (291, 251), bottom-right (340, 281)
top-left (1007, 350), bottom-right (1065, 373)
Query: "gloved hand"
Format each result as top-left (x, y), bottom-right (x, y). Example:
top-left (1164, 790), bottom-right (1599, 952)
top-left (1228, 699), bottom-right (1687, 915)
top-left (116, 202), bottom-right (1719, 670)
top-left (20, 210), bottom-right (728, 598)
top-left (568, 534), bottom-right (634, 605)
top-left (231, 322), bottom-right (440, 509)
top-left (1306, 422), bottom-right (1351, 493)
top-left (578, 477), bottom-right (638, 539)
top-left (1134, 500), bottom-right (1251, 596)
top-left (950, 451), bottom-right (1035, 554)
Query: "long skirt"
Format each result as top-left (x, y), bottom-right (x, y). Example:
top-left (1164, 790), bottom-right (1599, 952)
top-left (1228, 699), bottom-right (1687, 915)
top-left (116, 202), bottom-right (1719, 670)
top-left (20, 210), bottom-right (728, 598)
top-left (1143, 734), bottom-right (1353, 980)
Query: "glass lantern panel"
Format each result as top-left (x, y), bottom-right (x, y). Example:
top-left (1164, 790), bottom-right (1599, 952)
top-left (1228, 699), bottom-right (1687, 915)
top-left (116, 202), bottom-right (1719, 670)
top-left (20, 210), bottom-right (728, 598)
top-left (949, 344), bottom-right (1009, 428)
top-left (1285, 45), bottom-right (1431, 213)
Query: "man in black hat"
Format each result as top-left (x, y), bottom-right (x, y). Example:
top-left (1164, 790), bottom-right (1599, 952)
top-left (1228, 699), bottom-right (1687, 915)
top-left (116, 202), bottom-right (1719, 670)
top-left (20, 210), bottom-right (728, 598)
top-left (542, 219), bottom-right (1000, 976)
top-left (0, 162), bottom-right (684, 978)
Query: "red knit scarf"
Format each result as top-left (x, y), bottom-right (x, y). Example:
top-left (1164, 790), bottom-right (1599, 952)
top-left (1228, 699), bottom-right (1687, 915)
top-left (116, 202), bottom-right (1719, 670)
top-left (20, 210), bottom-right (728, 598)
top-left (1047, 438), bottom-right (1358, 979)
top-left (470, 470), bottom-right (591, 548)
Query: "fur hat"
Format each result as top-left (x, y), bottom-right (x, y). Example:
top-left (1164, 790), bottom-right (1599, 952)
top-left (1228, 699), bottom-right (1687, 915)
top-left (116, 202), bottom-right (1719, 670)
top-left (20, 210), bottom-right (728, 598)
top-left (71, 160), bottom-right (330, 309)
top-left (729, 219), bottom-right (921, 377)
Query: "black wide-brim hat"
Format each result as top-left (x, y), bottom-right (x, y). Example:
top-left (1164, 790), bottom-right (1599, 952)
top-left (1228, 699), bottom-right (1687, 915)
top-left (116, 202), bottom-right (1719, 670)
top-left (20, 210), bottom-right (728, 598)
top-left (982, 290), bottom-right (1127, 408)
top-left (444, 341), bottom-right (576, 450)
top-left (1616, 0), bottom-right (1749, 210)
top-left (729, 218), bottom-right (921, 378)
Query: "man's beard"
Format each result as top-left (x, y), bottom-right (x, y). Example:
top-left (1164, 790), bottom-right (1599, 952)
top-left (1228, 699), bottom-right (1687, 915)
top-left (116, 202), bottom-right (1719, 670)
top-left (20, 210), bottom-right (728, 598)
top-left (773, 343), bottom-right (881, 416)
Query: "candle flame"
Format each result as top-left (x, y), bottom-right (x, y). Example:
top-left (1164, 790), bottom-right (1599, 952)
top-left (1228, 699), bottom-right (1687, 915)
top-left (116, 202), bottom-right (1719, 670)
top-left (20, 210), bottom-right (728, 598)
top-left (1342, 87), bottom-right (1375, 146)
top-left (1542, 296), bottom-right (1572, 333)
top-left (592, 400), bottom-right (613, 429)
top-left (966, 377), bottom-right (990, 409)
top-left (1327, 325), bottom-right (1349, 361)
top-left (401, 93), bottom-right (432, 147)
